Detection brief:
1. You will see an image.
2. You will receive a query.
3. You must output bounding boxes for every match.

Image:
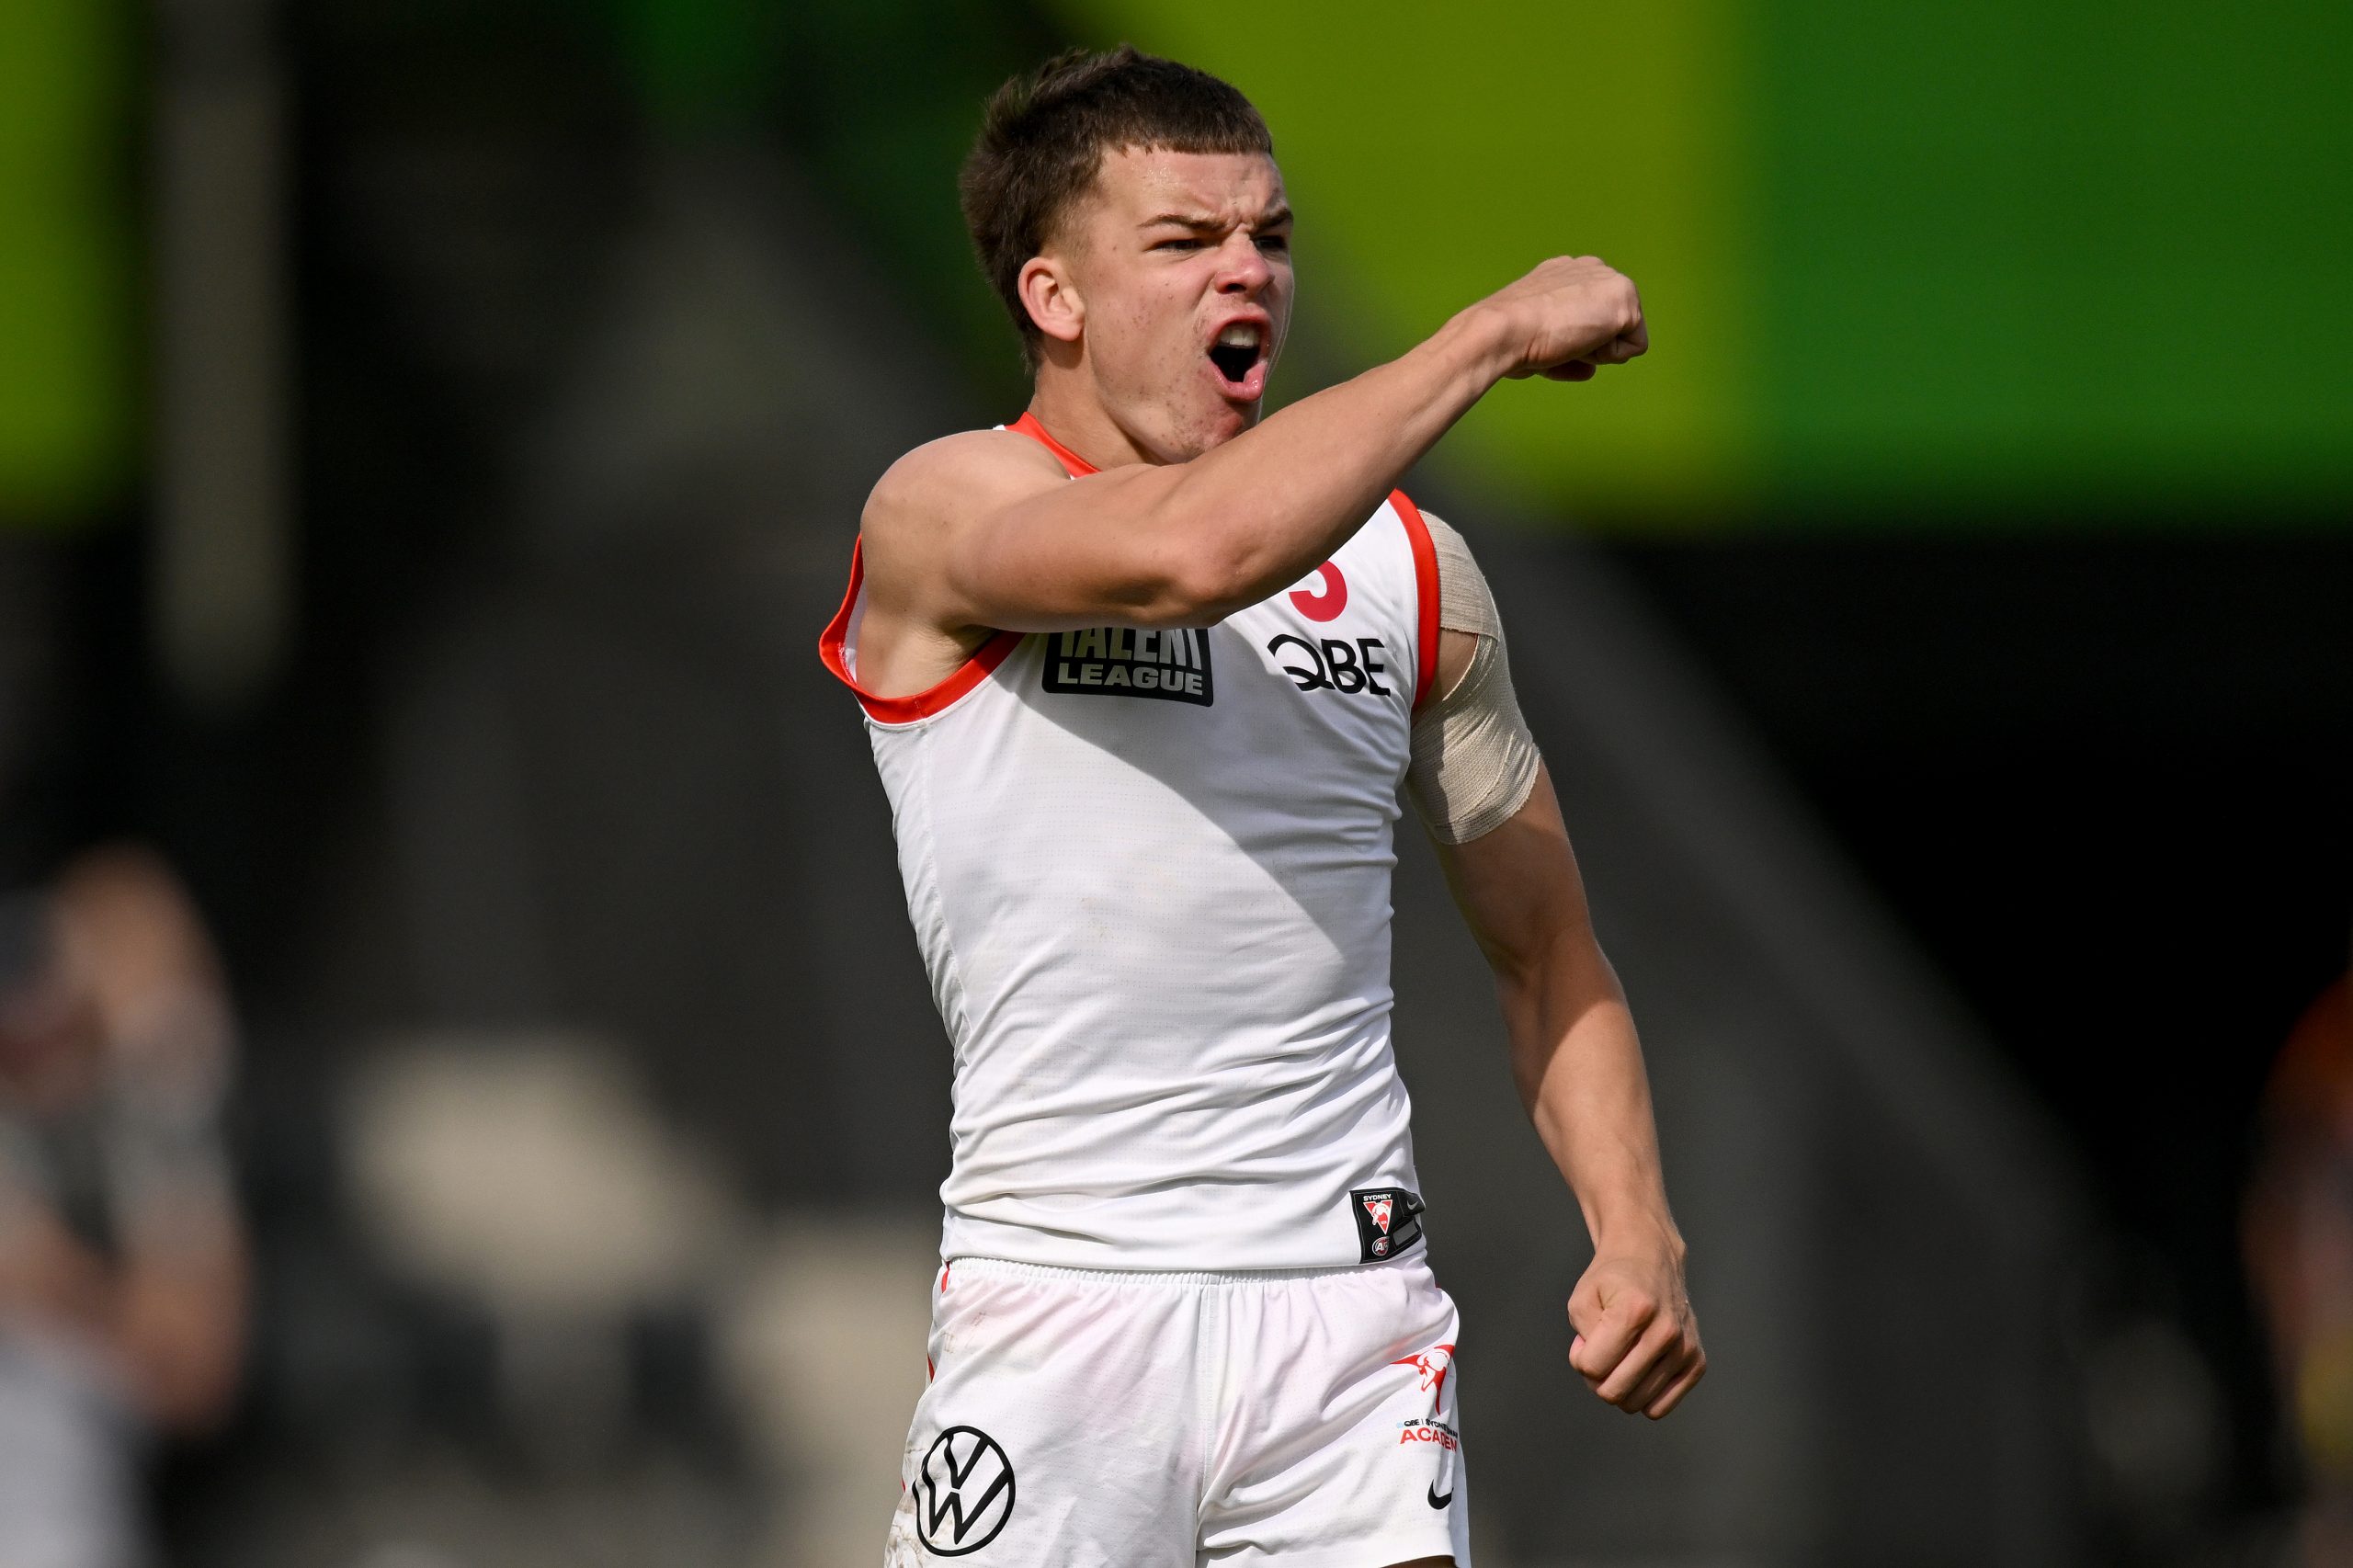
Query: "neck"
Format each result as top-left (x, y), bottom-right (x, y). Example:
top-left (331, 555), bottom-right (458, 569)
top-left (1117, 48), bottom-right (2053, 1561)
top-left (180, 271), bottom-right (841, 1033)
top-left (1024, 364), bottom-right (1161, 472)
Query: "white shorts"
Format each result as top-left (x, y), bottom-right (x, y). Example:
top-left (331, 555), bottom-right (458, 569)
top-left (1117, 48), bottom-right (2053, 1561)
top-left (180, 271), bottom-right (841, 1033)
top-left (884, 1255), bottom-right (1471, 1568)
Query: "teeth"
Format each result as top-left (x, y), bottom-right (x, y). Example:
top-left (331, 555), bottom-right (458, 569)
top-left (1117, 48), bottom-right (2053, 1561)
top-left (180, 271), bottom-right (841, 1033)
top-left (1215, 324), bottom-right (1262, 348)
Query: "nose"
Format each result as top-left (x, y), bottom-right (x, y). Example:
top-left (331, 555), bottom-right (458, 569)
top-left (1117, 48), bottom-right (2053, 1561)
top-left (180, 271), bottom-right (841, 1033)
top-left (1213, 231), bottom-right (1272, 294)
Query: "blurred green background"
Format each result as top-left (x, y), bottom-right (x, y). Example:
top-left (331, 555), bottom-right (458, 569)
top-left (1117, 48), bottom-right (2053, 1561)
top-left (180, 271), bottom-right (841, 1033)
top-left (1, 3), bottom-right (2347, 1564)
top-left (1061, 0), bottom-right (2353, 522)
top-left (9, 0), bottom-right (2345, 528)
top-left (0, 0), bottom-right (134, 519)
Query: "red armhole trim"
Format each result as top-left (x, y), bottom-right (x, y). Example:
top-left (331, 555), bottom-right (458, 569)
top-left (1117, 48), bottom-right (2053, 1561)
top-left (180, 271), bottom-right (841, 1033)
top-left (817, 539), bottom-right (1019, 723)
top-left (1008, 412), bottom-right (1099, 476)
top-left (817, 415), bottom-right (1080, 722)
top-left (1391, 489), bottom-right (1441, 712)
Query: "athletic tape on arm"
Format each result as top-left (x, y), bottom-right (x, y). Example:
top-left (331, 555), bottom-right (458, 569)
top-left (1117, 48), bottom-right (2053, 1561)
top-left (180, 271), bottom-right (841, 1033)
top-left (1406, 512), bottom-right (1543, 845)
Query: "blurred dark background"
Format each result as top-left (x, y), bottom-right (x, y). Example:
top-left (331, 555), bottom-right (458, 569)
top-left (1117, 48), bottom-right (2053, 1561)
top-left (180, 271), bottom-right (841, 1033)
top-left (2, 2), bottom-right (2347, 1565)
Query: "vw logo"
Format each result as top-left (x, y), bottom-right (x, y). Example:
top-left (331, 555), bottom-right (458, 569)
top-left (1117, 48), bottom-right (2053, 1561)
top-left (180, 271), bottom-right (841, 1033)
top-left (915, 1425), bottom-right (1017, 1555)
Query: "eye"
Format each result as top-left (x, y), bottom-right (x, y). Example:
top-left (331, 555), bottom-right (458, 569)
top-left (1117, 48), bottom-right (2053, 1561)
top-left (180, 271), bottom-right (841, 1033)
top-left (1153, 236), bottom-right (1203, 252)
top-left (1256, 233), bottom-right (1290, 254)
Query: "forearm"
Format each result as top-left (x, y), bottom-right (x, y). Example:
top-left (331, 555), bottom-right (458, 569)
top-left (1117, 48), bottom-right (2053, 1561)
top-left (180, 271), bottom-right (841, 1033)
top-left (1144, 308), bottom-right (1511, 611)
top-left (1438, 742), bottom-right (1703, 1413)
top-left (114, 1236), bottom-right (247, 1431)
top-left (4, 1185), bottom-right (246, 1429)
top-left (1131, 251), bottom-right (1646, 617)
top-left (960, 307), bottom-right (1513, 629)
top-left (1499, 942), bottom-right (1681, 1256)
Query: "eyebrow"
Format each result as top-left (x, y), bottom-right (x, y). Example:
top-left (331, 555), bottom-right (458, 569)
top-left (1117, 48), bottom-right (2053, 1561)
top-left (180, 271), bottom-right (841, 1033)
top-left (1138, 205), bottom-right (1294, 231)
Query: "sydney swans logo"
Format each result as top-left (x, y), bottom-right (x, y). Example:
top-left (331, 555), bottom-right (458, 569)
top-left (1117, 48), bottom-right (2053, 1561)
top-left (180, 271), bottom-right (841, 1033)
top-left (916, 1426), bottom-right (1017, 1555)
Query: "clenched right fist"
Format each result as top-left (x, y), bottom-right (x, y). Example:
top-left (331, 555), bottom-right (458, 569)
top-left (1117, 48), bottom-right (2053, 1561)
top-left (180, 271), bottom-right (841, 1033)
top-left (1468, 256), bottom-right (1648, 383)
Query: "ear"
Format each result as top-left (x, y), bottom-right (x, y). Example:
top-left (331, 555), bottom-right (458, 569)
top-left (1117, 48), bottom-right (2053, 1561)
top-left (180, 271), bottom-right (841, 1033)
top-left (1017, 254), bottom-right (1085, 347)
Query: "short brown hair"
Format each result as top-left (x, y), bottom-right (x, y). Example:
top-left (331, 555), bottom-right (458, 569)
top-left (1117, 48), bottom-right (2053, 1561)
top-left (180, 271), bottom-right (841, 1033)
top-left (961, 46), bottom-right (1273, 365)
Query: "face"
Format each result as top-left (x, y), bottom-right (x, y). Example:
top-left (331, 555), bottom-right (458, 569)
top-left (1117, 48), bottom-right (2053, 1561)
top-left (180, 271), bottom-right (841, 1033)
top-left (1025, 146), bottom-right (1294, 461)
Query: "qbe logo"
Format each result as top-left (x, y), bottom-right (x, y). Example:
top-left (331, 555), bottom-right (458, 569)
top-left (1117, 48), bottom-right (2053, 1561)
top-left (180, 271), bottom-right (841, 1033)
top-left (915, 1425), bottom-right (1016, 1555)
top-left (1267, 634), bottom-right (1394, 697)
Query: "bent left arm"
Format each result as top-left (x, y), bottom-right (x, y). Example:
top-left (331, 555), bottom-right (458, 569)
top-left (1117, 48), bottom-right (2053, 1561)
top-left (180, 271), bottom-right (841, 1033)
top-left (1436, 775), bottom-right (1703, 1418)
top-left (1430, 754), bottom-right (1704, 1426)
top-left (1409, 517), bottom-right (1703, 1418)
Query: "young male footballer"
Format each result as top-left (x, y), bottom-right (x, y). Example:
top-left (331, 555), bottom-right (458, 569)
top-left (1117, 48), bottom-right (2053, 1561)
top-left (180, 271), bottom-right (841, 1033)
top-left (823, 46), bottom-right (1702, 1568)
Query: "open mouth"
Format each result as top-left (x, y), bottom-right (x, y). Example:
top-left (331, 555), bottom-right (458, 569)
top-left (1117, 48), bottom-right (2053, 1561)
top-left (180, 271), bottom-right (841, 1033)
top-left (1206, 322), bottom-right (1267, 392)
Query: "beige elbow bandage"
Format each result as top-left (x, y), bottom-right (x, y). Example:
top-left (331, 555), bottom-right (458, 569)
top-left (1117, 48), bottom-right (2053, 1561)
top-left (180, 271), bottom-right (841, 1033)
top-left (1405, 513), bottom-right (1543, 844)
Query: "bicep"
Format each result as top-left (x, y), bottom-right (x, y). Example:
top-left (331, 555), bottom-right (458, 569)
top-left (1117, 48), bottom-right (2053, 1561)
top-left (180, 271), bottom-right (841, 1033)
top-left (945, 465), bottom-right (1210, 629)
top-left (863, 432), bottom-right (1207, 635)
top-left (1404, 512), bottom-right (1542, 844)
top-left (1433, 764), bottom-right (1601, 979)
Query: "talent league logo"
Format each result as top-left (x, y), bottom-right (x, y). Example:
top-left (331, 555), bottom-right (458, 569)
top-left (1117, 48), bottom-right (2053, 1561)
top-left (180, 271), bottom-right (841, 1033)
top-left (1349, 1186), bottom-right (1426, 1262)
top-left (1041, 626), bottom-right (1215, 706)
top-left (915, 1425), bottom-right (1017, 1555)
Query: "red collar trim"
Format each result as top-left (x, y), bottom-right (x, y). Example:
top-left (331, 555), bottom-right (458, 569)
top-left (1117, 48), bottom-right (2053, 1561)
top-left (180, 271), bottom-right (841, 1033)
top-left (1008, 412), bottom-right (1099, 476)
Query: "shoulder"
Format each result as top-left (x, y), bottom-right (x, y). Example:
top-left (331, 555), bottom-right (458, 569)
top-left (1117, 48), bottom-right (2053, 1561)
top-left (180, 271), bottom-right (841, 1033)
top-left (1415, 507), bottom-right (1473, 571)
top-left (864, 427), bottom-right (1069, 537)
top-left (859, 427), bottom-right (1071, 630)
top-left (1413, 509), bottom-right (1500, 700)
top-left (1416, 510), bottom-right (1496, 626)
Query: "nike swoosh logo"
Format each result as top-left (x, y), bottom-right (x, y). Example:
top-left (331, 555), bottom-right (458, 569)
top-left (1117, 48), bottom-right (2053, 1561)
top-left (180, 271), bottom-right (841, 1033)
top-left (1427, 1483), bottom-right (1453, 1509)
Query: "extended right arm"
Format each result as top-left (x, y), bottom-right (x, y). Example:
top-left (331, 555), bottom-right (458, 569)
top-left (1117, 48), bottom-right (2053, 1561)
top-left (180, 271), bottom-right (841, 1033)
top-left (860, 256), bottom-right (1646, 645)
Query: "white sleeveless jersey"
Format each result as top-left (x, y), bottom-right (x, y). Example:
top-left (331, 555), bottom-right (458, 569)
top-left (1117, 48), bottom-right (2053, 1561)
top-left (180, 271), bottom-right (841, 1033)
top-left (822, 415), bottom-right (1441, 1270)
